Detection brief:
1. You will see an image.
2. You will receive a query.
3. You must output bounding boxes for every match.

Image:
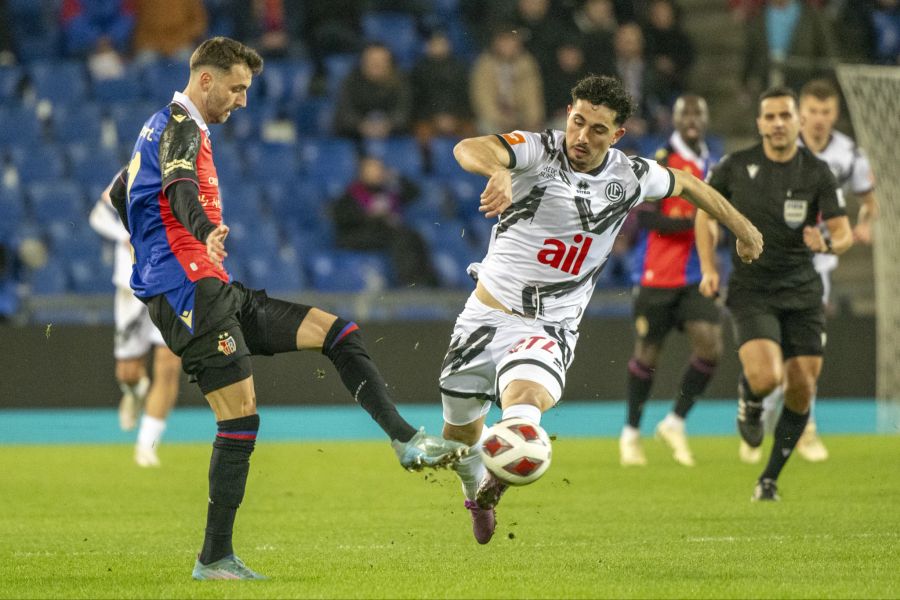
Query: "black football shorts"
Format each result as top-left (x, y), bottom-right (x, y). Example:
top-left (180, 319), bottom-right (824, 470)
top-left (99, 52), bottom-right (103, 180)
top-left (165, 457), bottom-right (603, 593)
top-left (632, 284), bottom-right (721, 344)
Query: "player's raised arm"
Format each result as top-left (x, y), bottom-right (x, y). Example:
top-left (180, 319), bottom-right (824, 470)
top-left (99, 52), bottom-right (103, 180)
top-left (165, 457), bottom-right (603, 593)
top-left (670, 168), bottom-right (763, 264)
top-left (454, 135), bottom-right (514, 219)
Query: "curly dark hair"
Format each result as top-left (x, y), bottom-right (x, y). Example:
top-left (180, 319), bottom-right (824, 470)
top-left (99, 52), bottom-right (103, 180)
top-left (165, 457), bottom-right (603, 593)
top-left (190, 37), bottom-right (264, 76)
top-left (570, 75), bottom-right (635, 125)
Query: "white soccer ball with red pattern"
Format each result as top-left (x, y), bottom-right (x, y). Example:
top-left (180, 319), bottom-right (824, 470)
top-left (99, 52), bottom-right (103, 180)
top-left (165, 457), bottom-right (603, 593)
top-left (480, 417), bottom-right (552, 486)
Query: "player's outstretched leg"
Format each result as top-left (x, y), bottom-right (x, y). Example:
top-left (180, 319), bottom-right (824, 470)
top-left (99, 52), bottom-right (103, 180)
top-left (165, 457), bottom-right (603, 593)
top-left (321, 318), bottom-right (467, 470)
top-left (620, 358), bottom-right (653, 466)
top-left (444, 420), bottom-right (496, 544)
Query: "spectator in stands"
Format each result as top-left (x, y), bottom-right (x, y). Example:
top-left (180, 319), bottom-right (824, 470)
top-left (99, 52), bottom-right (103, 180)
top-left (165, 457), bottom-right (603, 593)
top-left (0, 0), bottom-right (16, 66)
top-left (569, 0), bottom-right (617, 75)
top-left (470, 27), bottom-right (545, 134)
top-left (60, 0), bottom-right (134, 79)
top-left (132, 0), bottom-right (207, 65)
top-left (512, 0), bottom-right (568, 76)
top-left (543, 42), bottom-right (589, 129)
top-left (302, 0), bottom-right (364, 75)
top-left (613, 22), bottom-right (665, 134)
top-left (741, 0), bottom-right (837, 95)
top-left (869, 0), bottom-right (900, 64)
top-left (60, 0), bottom-right (134, 57)
top-left (642, 0), bottom-right (694, 97)
top-left (334, 43), bottom-right (412, 140)
top-left (332, 156), bottom-right (439, 288)
top-left (411, 29), bottom-right (474, 143)
top-left (459, 0), bottom-right (517, 49)
top-left (224, 0), bottom-right (306, 59)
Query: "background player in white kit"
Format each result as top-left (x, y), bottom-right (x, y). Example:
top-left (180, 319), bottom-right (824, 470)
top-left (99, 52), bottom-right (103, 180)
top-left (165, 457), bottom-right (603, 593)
top-left (440, 75), bottom-right (763, 544)
top-left (743, 79), bottom-right (879, 464)
top-left (89, 182), bottom-right (182, 467)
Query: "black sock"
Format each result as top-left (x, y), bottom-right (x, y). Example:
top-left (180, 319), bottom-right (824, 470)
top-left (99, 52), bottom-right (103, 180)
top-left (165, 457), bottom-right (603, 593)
top-left (322, 320), bottom-right (417, 442)
top-left (673, 356), bottom-right (717, 419)
top-left (626, 358), bottom-right (654, 429)
top-left (761, 406), bottom-right (809, 481)
top-left (199, 414), bottom-right (259, 565)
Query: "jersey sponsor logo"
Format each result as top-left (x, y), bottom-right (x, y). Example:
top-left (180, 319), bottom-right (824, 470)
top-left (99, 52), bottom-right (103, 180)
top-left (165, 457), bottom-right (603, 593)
top-left (501, 132), bottom-right (526, 145)
top-left (139, 125), bottom-right (154, 141)
top-left (199, 193), bottom-right (220, 208)
top-left (508, 335), bottom-right (557, 354)
top-left (539, 166), bottom-right (559, 180)
top-left (537, 234), bottom-right (593, 275)
top-left (783, 199), bottom-right (808, 228)
top-left (605, 181), bottom-right (624, 202)
top-left (577, 180), bottom-right (591, 195)
top-left (163, 158), bottom-right (194, 177)
top-left (217, 331), bottom-right (237, 356)
top-left (746, 164), bottom-right (759, 179)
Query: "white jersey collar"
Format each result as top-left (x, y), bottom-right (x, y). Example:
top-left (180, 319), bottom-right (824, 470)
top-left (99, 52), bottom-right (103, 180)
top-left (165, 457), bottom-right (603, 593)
top-left (171, 91), bottom-right (210, 135)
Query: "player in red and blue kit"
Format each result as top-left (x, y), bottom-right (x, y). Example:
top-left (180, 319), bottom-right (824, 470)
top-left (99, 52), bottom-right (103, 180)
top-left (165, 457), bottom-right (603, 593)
top-left (107, 37), bottom-right (466, 581)
top-left (619, 95), bottom-right (723, 467)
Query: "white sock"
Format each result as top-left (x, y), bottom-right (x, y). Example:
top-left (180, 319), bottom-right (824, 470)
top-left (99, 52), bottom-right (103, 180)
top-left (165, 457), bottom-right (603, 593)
top-left (661, 412), bottom-right (685, 430)
top-left (455, 427), bottom-right (490, 500)
top-left (761, 386), bottom-right (784, 435)
top-left (501, 404), bottom-right (542, 425)
top-left (621, 425), bottom-right (639, 441)
top-left (136, 415), bottom-right (166, 450)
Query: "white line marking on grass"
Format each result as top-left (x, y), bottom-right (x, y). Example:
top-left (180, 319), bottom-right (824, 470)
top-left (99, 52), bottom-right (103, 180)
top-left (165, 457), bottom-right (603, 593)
top-left (687, 532), bottom-right (898, 543)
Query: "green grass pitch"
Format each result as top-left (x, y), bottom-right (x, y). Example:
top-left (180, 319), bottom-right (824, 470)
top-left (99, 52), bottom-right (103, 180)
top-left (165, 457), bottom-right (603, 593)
top-left (3, 435), bottom-right (898, 599)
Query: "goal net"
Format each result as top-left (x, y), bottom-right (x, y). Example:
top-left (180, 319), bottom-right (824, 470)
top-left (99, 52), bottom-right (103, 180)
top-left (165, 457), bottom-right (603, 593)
top-left (836, 64), bottom-right (900, 434)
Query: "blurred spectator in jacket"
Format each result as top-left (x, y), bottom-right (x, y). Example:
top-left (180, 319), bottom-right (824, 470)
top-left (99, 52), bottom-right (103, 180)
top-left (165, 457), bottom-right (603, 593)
top-left (60, 0), bottom-right (133, 79)
top-left (742, 0), bottom-right (836, 95)
top-left (613, 22), bottom-right (666, 134)
top-left (333, 156), bottom-right (439, 288)
top-left (642, 0), bottom-right (694, 96)
top-left (470, 27), bottom-right (544, 134)
top-left (568, 0), bottom-right (617, 75)
top-left (868, 0), bottom-right (900, 64)
top-left (0, 0), bottom-right (15, 65)
top-left (226, 0), bottom-right (305, 59)
top-left (132, 0), bottom-right (206, 64)
top-left (544, 41), bottom-right (589, 129)
top-left (512, 0), bottom-right (568, 76)
top-left (411, 30), bottom-right (474, 142)
top-left (334, 43), bottom-right (412, 140)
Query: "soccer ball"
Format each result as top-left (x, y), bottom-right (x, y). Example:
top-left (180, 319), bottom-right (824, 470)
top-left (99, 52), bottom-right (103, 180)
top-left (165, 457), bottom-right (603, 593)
top-left (480, 418), bottom-right (552, 486)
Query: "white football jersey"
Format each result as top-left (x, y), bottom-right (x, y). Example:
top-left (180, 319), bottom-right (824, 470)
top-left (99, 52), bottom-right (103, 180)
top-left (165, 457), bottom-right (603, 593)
top-left (471, 129), bottom-right (675, 328)
top-left (799, 130), bottom-right (875, 195)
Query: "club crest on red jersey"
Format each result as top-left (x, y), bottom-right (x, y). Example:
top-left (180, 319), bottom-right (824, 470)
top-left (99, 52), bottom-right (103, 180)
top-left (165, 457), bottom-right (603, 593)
top-left (217, 332), bottom-right (237, 356)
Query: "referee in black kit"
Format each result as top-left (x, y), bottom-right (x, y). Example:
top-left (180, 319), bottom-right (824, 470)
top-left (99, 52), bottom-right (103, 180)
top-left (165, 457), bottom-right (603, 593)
top-left (695, 86), bottom-right (852, 501)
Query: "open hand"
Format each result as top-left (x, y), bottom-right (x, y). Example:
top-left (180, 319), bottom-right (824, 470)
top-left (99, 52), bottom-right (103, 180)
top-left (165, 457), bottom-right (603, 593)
top-left (479, 170), bottom-right (513, 218)
top-left (206, 223), bottom-right (229, 270)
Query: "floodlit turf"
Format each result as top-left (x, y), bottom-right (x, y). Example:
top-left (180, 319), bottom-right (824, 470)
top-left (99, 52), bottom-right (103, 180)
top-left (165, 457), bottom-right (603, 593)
top-left (3, 435), bottom-right (898, 599)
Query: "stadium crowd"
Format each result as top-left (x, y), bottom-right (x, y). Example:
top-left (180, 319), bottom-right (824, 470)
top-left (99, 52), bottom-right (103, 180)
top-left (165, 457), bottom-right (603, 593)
top-left (0, 0), bottom-right (890, 322)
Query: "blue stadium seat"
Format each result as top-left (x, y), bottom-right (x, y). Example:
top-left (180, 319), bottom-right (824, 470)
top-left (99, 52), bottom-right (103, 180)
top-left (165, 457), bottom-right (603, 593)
top-left (402, 177), bottom-right (450, 222)
top-left (219, 181), bottom-right (264, 223)
top-left (29, 256), bottom-right (70, 296)
top-left (0, 106), bottom-right (43, 147)
top-left (294, 97), bottom-right (336, 136)
top-left (111, 101), bottom-right (157, 148)
top-left (361, 12), bottom-right (422, 69)
top-left (0, 186), bottom-right (25, 239)
top-left (266, 178), bottom-right (329, 231)
top-left (0, 66), bottom-right (23, 102)
top-left (299, 137), bottom-right (357, 183)
top-left (51, 102), bottom-right (104, 145)
top-left (140, 60), bottom-right (191, 106)
top-left (245, 142), bottom-right (302, 182)
top-left (259, 59), bottom-right (314, 104)
top-left (27, 61), bottom-right (89, 104)
top-left (441, 173), bottom-right (485, 219)
top-left (307, 250), bottom-right (392, 292)
top-left (428, 137), bottom-right (465, 177)
top-left (28, 180), bottom-right (85, 223)
top-left (243, 250), bottom-right (306, 294)
top-left (66, 143), bottom-right (123, 188)
top-left (637, 134), bottom-right (668, 158)
top-left (282, 220), bottom-right (336, 258)
top-left (10, 144), bottom-right (66, 184)
top-left (69, 255), bottom-right (115, 294)
top-left (323, 53), bottom-right (358, 96)
top-left (92, 72), bottom-right (142, 105)
top-left (49, 221), bottom-right (104, 260)
top-left (226, 218), bottom-right (281, 258)
top-left (363, 136), bottom-right (424, 178)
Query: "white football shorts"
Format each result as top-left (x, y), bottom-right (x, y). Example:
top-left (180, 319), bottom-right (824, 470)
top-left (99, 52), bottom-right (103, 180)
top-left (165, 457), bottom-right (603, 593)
top-left (114, 286), bottom-right (166, 360)
top-left (439, 292), bottom-right (578, 426)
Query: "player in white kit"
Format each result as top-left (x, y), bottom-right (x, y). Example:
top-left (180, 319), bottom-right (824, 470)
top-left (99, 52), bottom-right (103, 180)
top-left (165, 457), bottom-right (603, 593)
top-left (89, 182), bottom-right (183, 467)
top-left (741, 79), bottom-right (878, 464)
top-left (441, 75), bottom-right (763, 544)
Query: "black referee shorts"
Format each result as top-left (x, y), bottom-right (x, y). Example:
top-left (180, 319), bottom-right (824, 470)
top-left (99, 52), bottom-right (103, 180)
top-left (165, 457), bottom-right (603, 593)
top-left (633, 284), bottom-right (721, 344)
top-left (146, 278), bottom-right (312, 394)
top-left (726, 288), bottom-right (825, 359)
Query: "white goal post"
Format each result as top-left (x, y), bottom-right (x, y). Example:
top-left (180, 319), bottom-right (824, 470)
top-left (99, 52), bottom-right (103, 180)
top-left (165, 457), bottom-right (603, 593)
top-left (836, 64), bottom-right (900, 434)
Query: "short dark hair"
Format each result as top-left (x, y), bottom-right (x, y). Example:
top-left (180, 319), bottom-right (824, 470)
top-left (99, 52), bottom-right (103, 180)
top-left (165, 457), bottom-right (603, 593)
top-left (190, 37), bottom-right (263, 76)
top-left (570, 75), bottom-right (634, 125)
top-left (758, 85), bottom-right (797, 113)
top-left (800, 78), bottom-right (839, 101)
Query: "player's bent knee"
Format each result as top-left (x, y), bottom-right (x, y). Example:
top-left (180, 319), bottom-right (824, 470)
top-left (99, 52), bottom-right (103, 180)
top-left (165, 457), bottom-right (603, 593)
top-left (297, 308), bottom-right (339, 350)
top-left (320, 317), bottom-right (364, 360)
top-left (442, 392), bottom-right (492, 429)
top-left (500, 380), bottom-right (554, 412)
